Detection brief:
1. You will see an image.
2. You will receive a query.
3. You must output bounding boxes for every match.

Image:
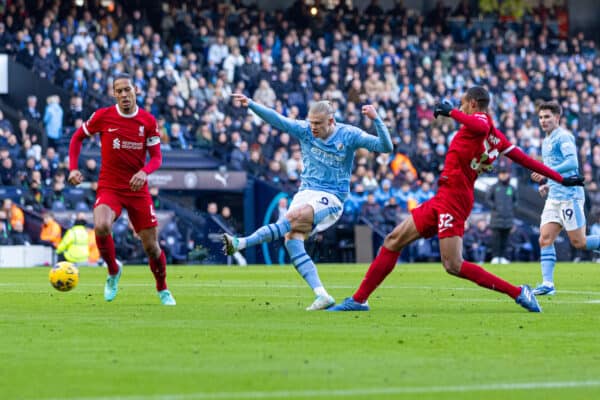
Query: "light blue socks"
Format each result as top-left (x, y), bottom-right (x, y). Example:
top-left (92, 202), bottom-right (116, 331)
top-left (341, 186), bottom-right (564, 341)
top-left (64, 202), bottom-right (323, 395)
top-left (585, 235), bottom-right (600, 250)
top-left (540, 245), bottom-right (556, 286)
top-left (285, 238), bottom-right (324, 291)
top-left (239, 219), bottom-right (291, 249)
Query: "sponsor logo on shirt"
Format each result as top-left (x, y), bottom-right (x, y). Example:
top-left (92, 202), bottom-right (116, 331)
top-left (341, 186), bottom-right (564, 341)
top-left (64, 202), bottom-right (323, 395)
top-left (112, 138), bottom-right (143, 150)
top-left (310, 146), bottom-right (345, 167)
top-left (121, 141), bottom-right (144, 150)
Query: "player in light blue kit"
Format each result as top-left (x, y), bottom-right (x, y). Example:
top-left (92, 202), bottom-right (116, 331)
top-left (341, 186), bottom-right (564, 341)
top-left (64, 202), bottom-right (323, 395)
top-left (531, 101), bottom-right (599, 295)
top-left (224, 93), bottom-right (393, 310)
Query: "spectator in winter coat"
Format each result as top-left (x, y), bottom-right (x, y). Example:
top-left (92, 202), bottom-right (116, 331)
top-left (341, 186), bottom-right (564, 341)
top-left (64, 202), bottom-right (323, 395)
top-left (487, 167), bottom-right (517, 264)
top-left (40, 211), bottom-right (62, 248)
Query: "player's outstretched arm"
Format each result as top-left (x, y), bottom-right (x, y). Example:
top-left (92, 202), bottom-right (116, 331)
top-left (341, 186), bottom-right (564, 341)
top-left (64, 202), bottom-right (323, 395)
top-left (434, 100), bottom-right (489, 135)
top-left (354, 105), bottom-right (393, 153)
top-left (231, 93), bottom-right (307, 138)
top-left (448, 109), bottom-right (490, 135)
top-left (505, 147), bottom-right (583, 186)
top-left (68, 127), bottom-right (87, 186)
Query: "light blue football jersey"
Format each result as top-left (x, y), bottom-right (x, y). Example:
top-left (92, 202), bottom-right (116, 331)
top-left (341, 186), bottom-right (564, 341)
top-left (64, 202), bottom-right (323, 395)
top-left (249, 101), bottom-right (393, 201)
top-left (542, 127), bottom-right (584, 200)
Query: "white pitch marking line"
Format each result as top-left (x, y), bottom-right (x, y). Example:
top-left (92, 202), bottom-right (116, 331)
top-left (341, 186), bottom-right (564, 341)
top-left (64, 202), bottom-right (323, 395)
top-left (40, 379), bottom-right (600, 400)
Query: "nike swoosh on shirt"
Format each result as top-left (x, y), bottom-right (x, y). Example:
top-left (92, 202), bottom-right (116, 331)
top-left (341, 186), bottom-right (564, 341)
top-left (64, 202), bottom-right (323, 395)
top-left (108, 128), bottom-right (118, 132)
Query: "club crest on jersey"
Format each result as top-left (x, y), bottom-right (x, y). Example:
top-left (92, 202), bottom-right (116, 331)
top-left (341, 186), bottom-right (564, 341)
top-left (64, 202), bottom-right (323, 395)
top-left (112, 138), bottom-right (121, 149)
top-left (139, 125), bottom-right (145, 136)
top-left (336, 142), bottom-right (344, 151)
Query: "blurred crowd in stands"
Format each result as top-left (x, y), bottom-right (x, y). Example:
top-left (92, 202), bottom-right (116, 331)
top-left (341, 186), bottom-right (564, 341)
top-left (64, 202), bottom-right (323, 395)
top-left (1, 0), bottom-right (600, 263)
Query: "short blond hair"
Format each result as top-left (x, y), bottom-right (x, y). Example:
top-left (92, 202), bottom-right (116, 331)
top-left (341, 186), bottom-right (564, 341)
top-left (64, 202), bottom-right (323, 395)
top-left (308, 101), bottom-right (333, 116)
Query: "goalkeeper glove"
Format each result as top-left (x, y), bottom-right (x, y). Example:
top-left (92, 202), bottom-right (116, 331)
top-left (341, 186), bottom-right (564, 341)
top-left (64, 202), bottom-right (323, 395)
top-left (434, 100), bottom-right (454, 118)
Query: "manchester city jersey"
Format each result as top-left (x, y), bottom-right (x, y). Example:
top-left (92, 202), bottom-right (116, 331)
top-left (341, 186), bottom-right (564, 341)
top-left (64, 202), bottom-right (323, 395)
top-left (249, 101), bottom-right (392, 201)
top-left (542, 127), bottom-right (584, 201)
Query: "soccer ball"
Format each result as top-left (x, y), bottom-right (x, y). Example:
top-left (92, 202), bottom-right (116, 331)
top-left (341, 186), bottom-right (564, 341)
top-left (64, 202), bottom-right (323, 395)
top-left (49, 261), bottom-right (79, 292)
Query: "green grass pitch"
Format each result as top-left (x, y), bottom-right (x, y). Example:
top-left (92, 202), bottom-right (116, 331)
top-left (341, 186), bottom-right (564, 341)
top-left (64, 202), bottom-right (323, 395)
top-left (1, 262), bottom-right (600, 400)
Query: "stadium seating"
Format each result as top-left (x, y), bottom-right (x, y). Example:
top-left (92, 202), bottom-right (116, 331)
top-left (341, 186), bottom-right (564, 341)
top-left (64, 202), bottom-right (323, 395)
top-left (1, 0), bottom-right (598, 263)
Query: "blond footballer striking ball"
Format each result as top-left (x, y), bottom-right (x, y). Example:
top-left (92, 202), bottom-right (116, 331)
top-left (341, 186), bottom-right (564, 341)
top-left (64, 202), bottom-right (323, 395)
top-left (49, 261), bottom-right (79, 292)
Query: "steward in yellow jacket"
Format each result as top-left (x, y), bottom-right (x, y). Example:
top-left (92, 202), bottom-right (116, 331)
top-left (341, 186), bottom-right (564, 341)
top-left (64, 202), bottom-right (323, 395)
top-left (56, 214), bottom-right (89, 263)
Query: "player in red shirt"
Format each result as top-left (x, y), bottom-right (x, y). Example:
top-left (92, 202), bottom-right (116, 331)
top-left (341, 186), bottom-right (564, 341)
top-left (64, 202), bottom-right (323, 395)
top-left (68, 74), bottom-right (176, 306)
top-left (330, 86), bottom-right (583, 312)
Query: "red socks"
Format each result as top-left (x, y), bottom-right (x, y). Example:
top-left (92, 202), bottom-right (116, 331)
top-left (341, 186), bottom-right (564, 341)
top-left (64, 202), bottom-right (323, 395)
top-left (459, 261), bottom-right (521, 299)
top-left (97, 232), bottom-right (167, 292)
top-left (352, 253), bottom-right (521, 304)
top-left (149, 250), bottom-right (167, 291)
top-left (96, 234), bottom-right (120, 275)
top-left (353, 246), bottom-right (400, 303)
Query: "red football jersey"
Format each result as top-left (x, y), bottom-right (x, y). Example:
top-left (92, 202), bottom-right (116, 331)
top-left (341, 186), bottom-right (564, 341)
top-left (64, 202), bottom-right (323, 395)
top-left (439, 111), bottom-right (514, 191)
top-left (82, 105), bottom-right (161, 191)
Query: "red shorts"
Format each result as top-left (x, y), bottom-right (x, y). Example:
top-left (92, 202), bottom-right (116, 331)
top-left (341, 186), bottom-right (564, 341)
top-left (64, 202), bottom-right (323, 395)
top-left (95, 188), bottom-right (157, 232)
top-left (410, 190), bottom-right (473, 239)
